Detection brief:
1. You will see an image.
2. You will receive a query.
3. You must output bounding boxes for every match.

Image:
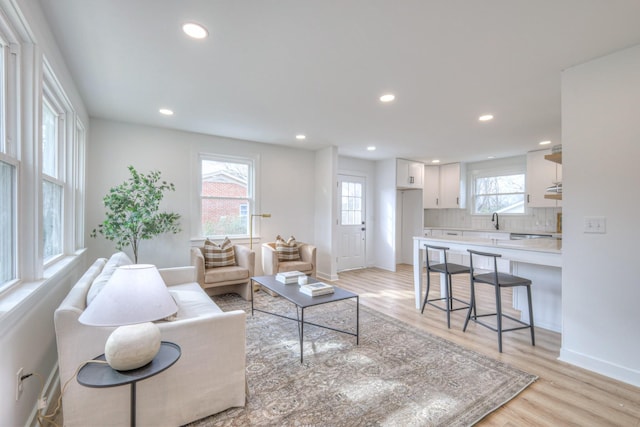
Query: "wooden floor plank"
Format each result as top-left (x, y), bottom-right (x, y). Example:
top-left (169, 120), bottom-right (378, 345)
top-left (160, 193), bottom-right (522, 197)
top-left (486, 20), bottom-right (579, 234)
top-left (328, 265), bottom-right (640, 426)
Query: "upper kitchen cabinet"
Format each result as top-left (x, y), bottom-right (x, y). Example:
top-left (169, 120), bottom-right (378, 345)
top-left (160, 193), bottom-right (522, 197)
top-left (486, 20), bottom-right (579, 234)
top-left (423, 165), bottom-right (440, 208)
top-left (526, 149), bottom-right (562, 207)
top-left (396, 159), bottom-right (424, 189)
top-left (423, 163), bottom-right (466, 209)
top-left (439, 162), bottom-right (466, 208)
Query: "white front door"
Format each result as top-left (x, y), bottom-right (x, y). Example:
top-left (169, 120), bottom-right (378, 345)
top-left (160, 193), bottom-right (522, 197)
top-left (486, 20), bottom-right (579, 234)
top-left (337, 175), bottom-right (366, 271)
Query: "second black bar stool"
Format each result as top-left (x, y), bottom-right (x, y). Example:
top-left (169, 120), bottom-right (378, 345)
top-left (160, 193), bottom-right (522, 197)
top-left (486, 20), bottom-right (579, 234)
top-left (463, 249), bottom-right (535, 352)
top-left (421, 244), bottom-right (470, 328)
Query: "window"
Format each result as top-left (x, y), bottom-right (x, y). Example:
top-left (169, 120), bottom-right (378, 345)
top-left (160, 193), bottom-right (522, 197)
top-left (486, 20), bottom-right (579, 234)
top-left (0, 30), bottom-right (18, 289)
top-left (472, 173), bottom-right (525, 214)
top-left (0, 160), bottom-right (16, 285)
top-left (200, 155), bottom-right (254, 237)
top-left (42, 96), bottom-right (65, 261)
top-left (340, 181), bottom-right (363, 225)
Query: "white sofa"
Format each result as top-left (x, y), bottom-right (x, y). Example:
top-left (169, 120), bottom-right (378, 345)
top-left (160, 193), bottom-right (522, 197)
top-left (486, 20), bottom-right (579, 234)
top-left (54, 253), bottom-right (246, 427)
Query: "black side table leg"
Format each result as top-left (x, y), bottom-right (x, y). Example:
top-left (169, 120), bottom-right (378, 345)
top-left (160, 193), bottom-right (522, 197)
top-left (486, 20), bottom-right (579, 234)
top-left (130, 382), bottom-right (136, 427)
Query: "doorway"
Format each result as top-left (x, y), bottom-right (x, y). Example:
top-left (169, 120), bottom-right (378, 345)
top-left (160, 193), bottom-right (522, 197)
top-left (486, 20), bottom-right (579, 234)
top-left (337, 175), bottom-right (366, 271)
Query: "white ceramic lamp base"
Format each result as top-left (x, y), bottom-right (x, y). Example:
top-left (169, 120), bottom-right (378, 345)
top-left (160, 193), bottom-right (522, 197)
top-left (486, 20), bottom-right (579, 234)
top-left (104, 322), bottom-right (161, 371)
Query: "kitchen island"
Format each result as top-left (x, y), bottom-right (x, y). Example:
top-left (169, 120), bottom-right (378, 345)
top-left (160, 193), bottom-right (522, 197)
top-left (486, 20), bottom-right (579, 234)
top-left (413, 235), bottom-right (562, 332)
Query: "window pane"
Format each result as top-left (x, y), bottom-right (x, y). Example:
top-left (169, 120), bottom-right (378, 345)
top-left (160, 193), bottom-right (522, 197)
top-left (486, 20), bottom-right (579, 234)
top-left (43, 180), bottom-right (63, 259)
top-left (201, 198), bottom-right (249, 236)
top-left (0, 161), bottom-right (15, 284)
top-left (42, 101), bottom-right (58, 178)
top-left (340, 181), bottom-right (363, 225)
top-left (200, 158), bottom-right (253, 237)
top-left (474, 173), bottom-right (525, 214)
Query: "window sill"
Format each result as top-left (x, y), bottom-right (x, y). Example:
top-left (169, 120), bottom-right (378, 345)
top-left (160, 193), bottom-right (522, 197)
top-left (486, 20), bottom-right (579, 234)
top-left (0, 249), bottom-right (86, 327)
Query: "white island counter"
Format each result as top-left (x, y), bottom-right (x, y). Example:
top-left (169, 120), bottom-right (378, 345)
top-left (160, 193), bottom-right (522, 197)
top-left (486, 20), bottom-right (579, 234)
top-left (413, 235), bottom-right (562, 332)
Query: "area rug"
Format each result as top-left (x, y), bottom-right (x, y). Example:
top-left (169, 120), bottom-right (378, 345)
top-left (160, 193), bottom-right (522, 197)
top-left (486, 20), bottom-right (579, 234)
top-left (186, 292), bottom-right (537, 427)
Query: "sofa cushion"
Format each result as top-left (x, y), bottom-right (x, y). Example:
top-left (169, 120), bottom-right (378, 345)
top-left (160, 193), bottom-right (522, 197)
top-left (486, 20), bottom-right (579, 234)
top-left (203, 237), bottom-right (236, 268)
top-left (204, 265), bottom-right (249, 284)
top-left (86, 252), bottom-right (133, 306)
top-left (275, 235), bottom-right (300, 262)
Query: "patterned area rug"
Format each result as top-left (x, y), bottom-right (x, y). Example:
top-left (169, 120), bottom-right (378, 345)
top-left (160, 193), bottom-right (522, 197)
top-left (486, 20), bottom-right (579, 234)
top-left (186, 291), bottom-right (536, 427)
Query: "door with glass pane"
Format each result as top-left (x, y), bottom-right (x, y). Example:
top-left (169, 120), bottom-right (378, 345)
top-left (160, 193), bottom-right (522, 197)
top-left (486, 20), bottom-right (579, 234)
top-left (337, 175), bottom-right (366, 271)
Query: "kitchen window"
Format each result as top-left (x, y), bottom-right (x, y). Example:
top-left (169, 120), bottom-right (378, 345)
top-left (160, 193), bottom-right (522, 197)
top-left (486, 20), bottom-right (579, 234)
top-left (468, 157), bottom-right (526, 215)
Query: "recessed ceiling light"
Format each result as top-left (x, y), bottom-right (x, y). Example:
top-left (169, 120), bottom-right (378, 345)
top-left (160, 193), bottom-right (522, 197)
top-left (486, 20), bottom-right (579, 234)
top-left (183, 22), bottom-right (208, 39)
top-left (159, 108), bottom-right (174, 116)
top-left (432, 159), bottom-right (440, 163)
top-left (379, 94), bottom-right (395, 103)
top-left (478, 114), bottom-right (494, 122)
top-left (487, 156), bottom-right (495, 159)
top-left (367, 146), bottom-right (376, 151)
top-left (295, 134), bottom-right (306, 140)
top-left (539, 140), bottom-right (551, 145)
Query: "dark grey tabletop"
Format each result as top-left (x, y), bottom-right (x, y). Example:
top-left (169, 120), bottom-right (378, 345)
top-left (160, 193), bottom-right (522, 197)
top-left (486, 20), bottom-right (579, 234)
top-left (77, 341), bottom-right (181, 388)
top-left (251, 275), bottom-right (358, 308)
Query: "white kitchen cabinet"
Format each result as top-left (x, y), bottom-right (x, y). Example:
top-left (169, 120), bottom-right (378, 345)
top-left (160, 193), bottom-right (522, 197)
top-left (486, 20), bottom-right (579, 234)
top-left (439, 163), bottom-right (466, 208)
top-left (396, 159), bottom-right (424, 189)
top-left (526, 149), bottom-right (561, 208)
top-left (423, 165), bottom-right (440, 208)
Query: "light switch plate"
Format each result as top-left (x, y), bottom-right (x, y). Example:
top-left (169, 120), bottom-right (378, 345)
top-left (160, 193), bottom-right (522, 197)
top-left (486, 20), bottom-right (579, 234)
top-left (584, 216), bottom-right (606, 233)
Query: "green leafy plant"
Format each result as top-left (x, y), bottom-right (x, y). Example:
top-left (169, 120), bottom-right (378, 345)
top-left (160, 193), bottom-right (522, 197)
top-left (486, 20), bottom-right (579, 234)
top-left (90, 165), bottom-right (181, 263)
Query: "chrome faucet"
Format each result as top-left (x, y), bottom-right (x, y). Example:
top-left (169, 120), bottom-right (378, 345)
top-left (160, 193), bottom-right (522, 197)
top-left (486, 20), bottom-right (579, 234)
top-left (491, 212), bottom-right (499, 230)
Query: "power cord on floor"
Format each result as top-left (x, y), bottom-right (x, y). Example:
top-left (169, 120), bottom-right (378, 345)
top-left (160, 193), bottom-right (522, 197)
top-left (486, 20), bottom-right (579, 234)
top-left (36, 359), bottom-right (109, 427)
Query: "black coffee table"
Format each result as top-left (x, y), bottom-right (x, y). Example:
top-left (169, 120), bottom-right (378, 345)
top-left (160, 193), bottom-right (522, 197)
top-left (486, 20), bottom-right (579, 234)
top-left (250, 275), bottom-right (359, 363)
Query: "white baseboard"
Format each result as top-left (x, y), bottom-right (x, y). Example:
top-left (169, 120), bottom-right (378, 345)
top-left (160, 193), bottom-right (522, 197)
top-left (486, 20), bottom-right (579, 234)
top-left (316, 271), bottom-right (339, 281)
top-left (27, 365), bottom-right (60, 427)
top-left (559, 347), bottom-right (640, 388)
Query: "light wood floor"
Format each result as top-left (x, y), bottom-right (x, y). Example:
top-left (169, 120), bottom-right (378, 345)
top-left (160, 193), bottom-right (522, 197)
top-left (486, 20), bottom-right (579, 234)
top-left (329, 264), bottom-right (640, 426)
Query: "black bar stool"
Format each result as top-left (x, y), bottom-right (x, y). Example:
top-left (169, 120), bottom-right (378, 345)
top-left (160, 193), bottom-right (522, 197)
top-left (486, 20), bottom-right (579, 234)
top-left (421, 244), bottom-right (470, 328)
top-left (463, 249), bottom-right (535, 352)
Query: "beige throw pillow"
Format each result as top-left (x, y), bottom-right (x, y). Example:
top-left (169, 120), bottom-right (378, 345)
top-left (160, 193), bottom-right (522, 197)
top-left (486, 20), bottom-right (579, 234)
top-left (276, 235), bottom-right (301, 261)
top-left (203, 237), bottom-right (236, 268)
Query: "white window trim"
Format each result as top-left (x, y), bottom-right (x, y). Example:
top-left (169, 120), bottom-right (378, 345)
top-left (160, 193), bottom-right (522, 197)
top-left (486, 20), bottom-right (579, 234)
top-left (468, 164), bottom-right (527, 216)
top-left (191, 152), bottom-right (261, 241)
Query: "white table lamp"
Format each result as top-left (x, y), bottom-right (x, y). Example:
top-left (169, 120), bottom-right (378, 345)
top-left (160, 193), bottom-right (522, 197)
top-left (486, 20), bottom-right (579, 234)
top-left (79, 264), bottom-right (178, 371)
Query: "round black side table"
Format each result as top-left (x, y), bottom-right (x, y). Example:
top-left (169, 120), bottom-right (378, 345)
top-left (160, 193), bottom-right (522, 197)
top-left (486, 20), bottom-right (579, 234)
top-left (77, 341), bottom-right (181, 427)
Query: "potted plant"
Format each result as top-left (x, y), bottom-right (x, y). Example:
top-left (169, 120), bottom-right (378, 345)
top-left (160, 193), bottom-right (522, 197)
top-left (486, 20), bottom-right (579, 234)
top-left (91, 165), bottom-right (181, 263)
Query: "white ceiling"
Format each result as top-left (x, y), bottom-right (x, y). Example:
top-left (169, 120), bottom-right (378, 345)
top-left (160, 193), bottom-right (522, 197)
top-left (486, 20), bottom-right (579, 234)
top-left (39, 0), bottom-right (640, 164)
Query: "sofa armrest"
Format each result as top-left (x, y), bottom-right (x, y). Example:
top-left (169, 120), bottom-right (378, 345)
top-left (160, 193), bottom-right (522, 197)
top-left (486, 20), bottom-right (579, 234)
top-left (234, 245), bottom-right (255, 277)
top-left (261, 243), bottom-right (278, 275)
top-left (159, 266), bottom-right (196, 286)
top-left (190, 247), bottom-right (206, 286)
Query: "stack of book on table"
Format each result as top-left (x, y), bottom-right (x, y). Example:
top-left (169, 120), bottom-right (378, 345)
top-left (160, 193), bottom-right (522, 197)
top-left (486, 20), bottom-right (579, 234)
top-left (275, 271), bottom-right (306, 284)
top-left (299, 282), bottom-right (334, 296)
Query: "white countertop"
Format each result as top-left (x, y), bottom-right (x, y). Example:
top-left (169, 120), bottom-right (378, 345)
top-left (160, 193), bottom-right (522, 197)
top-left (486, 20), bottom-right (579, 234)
top-left (424, 226), bottom-right (562, 238)
top-left (414, 234), bottom-right (562, 254)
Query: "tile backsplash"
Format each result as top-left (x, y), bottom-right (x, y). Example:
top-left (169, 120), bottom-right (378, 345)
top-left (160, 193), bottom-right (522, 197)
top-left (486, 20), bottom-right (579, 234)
top-left (424, 207), bottom-right (562, 233)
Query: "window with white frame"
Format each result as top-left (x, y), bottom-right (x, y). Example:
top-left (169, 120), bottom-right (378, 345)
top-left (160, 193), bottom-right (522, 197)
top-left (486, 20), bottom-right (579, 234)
top-left (42, 60), bottom-right (76, 265)
top-left (0, 30), bottom-right (19, 289)
top-left (200, 155), bottom-right (255, 238)
top-left (472, 170), bottom-right (525, 214)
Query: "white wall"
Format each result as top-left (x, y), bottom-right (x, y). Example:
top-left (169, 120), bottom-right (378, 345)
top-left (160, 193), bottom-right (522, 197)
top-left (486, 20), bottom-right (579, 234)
top-left (560, 44), bottom-right (640, 387)
top-left (374, 159), bottom-right (397, 271)
top-left (338, 156), bottom-right (376, 267)
top-left (87, 119), bottom-right (317, 272)
top-left (315, 146), bottom-right (338, 280)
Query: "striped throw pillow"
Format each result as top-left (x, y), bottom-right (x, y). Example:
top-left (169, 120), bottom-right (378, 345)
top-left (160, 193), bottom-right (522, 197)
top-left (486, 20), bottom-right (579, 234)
top-left (203, 237), bottom-right (236, 268)
top-left (275, 235), bottom-right (301, 262)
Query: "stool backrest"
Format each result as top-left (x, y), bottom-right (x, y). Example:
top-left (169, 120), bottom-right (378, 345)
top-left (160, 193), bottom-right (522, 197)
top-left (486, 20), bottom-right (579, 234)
top-left (467, 249), bottom-right (501, 283)
top-left (424, 244), bottom-right (450, 270)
